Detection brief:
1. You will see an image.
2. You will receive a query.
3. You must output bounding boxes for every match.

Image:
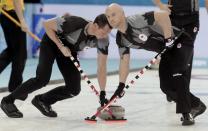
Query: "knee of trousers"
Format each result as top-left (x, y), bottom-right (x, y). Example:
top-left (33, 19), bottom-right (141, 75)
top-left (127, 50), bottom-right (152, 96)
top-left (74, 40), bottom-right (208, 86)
top-left (71, 86), bottom-right (81, 96)
top-left (64, 85), bottom-right (81, 97)
top-left (159, 75), bottom-right (171, 94)
top-left (160, 86), bottom-right (168, 94)
top-left (34, 77), bottom-right (50, 88)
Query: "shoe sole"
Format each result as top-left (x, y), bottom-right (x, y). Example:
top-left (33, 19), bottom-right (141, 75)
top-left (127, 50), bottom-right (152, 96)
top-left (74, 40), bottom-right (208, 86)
top-left (0, 104), bottom-right (23, 118)
top-left (182, 121), bottom-right (195, 126)
top-left (31, 98), bottom-right (57, 117)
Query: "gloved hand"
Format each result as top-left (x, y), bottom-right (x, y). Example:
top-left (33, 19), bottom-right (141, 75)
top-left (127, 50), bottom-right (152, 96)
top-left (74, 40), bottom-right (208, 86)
top-left (165, 37), bottom-right (174, 50)
top-left (99, 91), bottom-right (109, 107)
top-left (110, 82), bottom-right (125, 100)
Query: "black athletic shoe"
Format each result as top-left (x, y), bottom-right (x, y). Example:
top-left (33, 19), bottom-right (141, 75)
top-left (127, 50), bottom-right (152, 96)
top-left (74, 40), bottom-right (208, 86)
top-left (182, 113), bottom-right (195, 126)
top-left (32, 95), bottom-right (57, 117)
top-left (0, 98), bottom-right (23, 118)
top-left (191, 101), bottom-right (206, 119)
